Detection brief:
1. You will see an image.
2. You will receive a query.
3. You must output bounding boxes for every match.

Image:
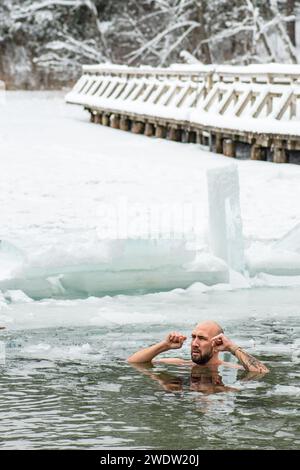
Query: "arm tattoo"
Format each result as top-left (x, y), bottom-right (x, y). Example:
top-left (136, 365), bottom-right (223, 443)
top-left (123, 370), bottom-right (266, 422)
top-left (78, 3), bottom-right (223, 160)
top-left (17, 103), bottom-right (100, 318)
top-left (235, 348), bottom-right (269, 373)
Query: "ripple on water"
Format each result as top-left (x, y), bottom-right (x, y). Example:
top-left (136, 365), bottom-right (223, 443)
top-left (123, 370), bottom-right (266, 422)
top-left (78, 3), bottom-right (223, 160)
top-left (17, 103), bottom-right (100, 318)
top-left (0, 306), bottom-right (299, 450)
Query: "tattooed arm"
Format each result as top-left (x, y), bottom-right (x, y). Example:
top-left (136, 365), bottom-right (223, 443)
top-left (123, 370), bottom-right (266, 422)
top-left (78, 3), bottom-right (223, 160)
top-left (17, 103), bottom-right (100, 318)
top-left (211, 333), bottom-right (269, 373)
top-left (231, 347), bottom-right (269, 373)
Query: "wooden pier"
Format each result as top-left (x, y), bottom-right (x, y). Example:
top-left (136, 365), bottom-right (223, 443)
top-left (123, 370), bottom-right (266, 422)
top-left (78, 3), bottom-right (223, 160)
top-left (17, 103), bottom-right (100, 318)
top-left (66, 64), bottom-right (300, 164)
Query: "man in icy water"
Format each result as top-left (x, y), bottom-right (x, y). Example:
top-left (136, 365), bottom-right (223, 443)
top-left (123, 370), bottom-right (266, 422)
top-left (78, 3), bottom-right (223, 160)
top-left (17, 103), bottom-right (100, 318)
top-left (128, 320), bottom-right (269, 374)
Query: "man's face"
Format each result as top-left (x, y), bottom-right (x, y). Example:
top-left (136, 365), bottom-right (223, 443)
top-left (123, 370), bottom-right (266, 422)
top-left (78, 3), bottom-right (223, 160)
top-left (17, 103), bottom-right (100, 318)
top-left (190, 327), bottom-right (214, 365)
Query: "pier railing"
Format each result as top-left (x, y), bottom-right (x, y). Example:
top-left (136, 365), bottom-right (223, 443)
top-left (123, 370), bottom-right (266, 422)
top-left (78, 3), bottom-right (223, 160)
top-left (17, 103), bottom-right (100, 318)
top-left (66, 63), bottom-right (300, 163)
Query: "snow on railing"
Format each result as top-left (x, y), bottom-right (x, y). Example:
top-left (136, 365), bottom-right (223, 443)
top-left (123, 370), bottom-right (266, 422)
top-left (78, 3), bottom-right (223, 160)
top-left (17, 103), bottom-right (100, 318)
top-left (66, 63), bottom-right (300, 163)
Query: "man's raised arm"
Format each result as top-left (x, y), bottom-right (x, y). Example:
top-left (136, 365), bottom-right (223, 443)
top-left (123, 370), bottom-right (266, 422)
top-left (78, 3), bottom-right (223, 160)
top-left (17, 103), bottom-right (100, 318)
top-left (127, 332), bottom-right (187, 364)
top-left (211, 333), bottom-right (269, 373)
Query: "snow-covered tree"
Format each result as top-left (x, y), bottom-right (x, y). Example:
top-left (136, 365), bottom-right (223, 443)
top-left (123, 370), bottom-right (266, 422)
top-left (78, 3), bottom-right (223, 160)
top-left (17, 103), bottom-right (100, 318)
top-left (122, 0), bottom-right (300, 66)
top-left (0, 0), bottom-right (300, 89)
top-left (0, 0), bottom-right (111, 88)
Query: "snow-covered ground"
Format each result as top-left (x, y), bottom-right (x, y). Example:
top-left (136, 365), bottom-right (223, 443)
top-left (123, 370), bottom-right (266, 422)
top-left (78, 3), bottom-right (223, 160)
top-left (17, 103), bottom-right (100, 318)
top-left (0, 91), bottom-right (300, 301)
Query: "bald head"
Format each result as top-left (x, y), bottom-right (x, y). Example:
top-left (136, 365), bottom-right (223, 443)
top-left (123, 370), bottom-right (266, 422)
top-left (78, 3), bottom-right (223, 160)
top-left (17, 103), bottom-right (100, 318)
top-left (194, 321), bottom-right (223, 339)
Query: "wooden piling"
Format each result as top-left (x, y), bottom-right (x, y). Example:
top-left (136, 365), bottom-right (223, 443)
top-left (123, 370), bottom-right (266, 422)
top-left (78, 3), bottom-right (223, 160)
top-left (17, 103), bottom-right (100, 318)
top-left (215, 134), bottom-right (223, 154)
top-left (181, 129), bottom-right (190, 143)
top-left (250, 144), bottom-right (267, 161)
top-left (94, 113), bottom-right (102, 124)
top-left (188, 131), bottom-right (196, 144)
top-left (208, 132), bottom-right (213, 151)
top-left (196, 132), bottom-right (203, 144)
top-left (110, 114), bottom-right (120, 129)
top-left (167, 127), bottom-right (181, 142)
top-left (155, 125), bottom-right (166, 139)
top-left (144, 122), bottom-right (154, 137)
top-left (120, 116), bottom-right (130, 131)
top-left (273, 146), bottom-right (288, 163)
top-left (223, 139), bottom-right (236, 158)
top-left (131, 121), bottom-right (145, 134)
top-left (102, 114), bottom-right (110, 126)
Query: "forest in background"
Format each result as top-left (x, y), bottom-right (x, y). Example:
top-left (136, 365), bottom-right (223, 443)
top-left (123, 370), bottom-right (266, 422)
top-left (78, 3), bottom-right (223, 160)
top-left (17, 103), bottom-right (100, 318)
top-left (0, 0), bottom-right (299, 89)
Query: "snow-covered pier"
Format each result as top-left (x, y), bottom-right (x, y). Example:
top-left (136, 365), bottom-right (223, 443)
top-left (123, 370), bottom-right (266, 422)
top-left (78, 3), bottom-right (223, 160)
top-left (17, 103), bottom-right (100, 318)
top-left (66, 63), bottom-right (300, 163)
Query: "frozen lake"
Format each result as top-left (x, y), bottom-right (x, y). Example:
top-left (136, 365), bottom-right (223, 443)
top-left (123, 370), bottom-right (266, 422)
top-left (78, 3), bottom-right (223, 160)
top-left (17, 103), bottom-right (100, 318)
top-left (1, 92), bottom-right (300, 297)
top-left (0, 92), bottom-right (299, 449)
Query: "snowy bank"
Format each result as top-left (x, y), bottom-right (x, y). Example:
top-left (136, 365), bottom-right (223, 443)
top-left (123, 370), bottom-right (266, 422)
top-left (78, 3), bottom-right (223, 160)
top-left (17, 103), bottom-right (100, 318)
top-left (0, 92), bottom-right (300, 299)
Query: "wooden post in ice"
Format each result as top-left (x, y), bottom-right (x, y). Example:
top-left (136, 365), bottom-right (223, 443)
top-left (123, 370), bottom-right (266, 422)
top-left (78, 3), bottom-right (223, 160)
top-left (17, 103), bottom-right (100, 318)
top-left (120, 116), bottom-right (130, 131)
top-left (207, 164), bottom-right (245, 274)
top-left (167, 127), bottom-right (181, 141)
top-left (102, 114), bottom-right (110, 126)
top-left (273, 141), bottom-right (288, 163)
top-left (155, 124), bottom-right (166, 139)
top-left (94, 113), bottom-right (102, 124)
top-left (131, 121), bottom-right (145, 134)
top-left (144, 122), bottom-right (154, 137)
top-left (215, 134), bottom-right (223, 154)
top-left (181, 129), bottom-right (190, 143)
top-left (223, 139), bottom-right (236, 158)
top-left (110, 114), bottom-right (120, 129)
top-left (250, 144), bottom-right (267, 161)
top-left (189, 131), bottom-right (196, 144)
top-left (196, 131), bottom-right (203, 144)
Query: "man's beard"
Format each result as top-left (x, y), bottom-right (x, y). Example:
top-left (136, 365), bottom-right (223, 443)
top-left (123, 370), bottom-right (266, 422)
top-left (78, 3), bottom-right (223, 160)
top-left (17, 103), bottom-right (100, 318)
top-left (191, 349), bottom-right (213, 365)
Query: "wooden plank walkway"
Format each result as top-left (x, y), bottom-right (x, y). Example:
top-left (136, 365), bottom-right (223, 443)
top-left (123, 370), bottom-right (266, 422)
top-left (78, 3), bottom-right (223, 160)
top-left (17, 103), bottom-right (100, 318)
top-left (66, 64), bottom-right (300, 163)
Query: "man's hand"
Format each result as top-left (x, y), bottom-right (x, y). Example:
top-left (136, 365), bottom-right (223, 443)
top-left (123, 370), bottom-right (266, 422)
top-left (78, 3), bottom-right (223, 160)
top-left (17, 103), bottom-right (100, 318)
top-left (211, 333), bottom-right (236, 352)
top-left (211, 333), bottom-right (269, 373)
top-left (164, 332), bottom-right (187, 350)
top-left (128, 331), bottom-right (187, 363)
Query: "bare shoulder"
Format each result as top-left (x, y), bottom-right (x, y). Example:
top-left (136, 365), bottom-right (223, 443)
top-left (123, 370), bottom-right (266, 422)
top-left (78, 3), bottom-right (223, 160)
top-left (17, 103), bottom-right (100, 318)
top-left (153, 358), bottom-right (192, 365)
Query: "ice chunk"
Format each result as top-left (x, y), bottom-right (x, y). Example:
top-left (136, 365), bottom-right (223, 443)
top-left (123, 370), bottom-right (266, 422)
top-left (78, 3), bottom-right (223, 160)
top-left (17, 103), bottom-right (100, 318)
top-left (250, 272), bottom-right (300, 287)
top-left (0, 238), bottom-right (228, 299)
top-left (246, 222), bottom-right (300, 277)
top-left (246, 243), bottom-right (300, 276)
top-left (0, 240), bottom-right (24, 281)
top-left (4, 290), bottom-right (33, 304)
top-left (273, 222), bottom-right (300, 253)
top-left (207, 164), bottom-right (245, 272)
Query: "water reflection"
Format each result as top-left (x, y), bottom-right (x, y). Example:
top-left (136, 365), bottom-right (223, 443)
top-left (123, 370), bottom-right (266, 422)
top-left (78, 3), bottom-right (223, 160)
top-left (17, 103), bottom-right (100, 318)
top-left (129, 363), bottom-right (248, 394)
